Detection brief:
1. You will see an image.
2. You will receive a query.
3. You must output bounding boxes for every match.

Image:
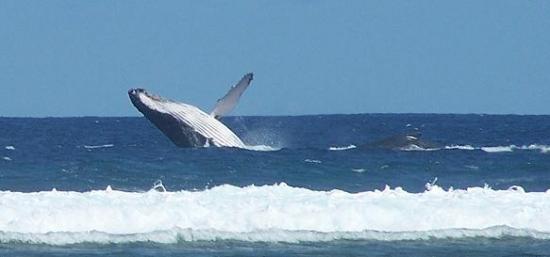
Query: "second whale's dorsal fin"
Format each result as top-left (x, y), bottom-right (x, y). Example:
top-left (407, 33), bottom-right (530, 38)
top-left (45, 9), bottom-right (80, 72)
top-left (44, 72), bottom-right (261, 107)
top-left (210, 73), bottom-right (253, 119)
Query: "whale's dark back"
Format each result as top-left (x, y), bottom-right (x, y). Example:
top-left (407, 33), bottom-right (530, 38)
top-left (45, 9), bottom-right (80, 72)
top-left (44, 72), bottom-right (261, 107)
top-left (128, 89), bottom-right (207, 147)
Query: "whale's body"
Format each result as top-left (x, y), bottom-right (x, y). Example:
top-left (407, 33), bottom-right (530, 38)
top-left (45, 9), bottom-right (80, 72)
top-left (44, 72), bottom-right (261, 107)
top-left (359, 132), bottom-right (439, 150)
top-left (128, 73), bottom-right (253, 148)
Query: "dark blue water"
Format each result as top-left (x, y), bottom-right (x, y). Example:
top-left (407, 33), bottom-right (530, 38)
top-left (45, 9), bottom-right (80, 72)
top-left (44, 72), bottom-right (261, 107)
top-left (2, 114), bottom-right (550, 193)
top-left (1, 114), bottom-right (550, 256)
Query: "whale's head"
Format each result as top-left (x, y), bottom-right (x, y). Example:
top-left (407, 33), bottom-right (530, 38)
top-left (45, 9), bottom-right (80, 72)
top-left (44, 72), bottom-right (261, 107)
top-left (128, 88), bottom-right (217, 147)
top-left (128, 88), bottom-right (164, 101)
top-left (128, 88), bottom-right (145, 97)
top-left (128, 88), bottom-right (166, 113)
top-left (128, 88), bottom-right (149, 113)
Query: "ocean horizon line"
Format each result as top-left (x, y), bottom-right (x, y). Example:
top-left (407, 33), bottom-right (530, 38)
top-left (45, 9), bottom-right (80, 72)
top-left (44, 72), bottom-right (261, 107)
top-left (1, 112), bottom-right (550, 119)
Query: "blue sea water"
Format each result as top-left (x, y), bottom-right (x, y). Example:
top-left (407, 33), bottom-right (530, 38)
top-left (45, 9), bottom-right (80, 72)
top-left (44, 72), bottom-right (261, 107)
top-left (1, 114), bottom-right (550, 256)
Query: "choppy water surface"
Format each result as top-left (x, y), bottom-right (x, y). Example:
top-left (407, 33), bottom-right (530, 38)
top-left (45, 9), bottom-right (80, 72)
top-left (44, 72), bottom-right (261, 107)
top-left (1, 114), bottom-right (550, 256)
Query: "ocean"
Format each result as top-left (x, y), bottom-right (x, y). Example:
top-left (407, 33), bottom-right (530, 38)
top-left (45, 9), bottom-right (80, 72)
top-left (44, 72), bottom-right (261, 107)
top-left (1, 113), bottom-right (550, 257)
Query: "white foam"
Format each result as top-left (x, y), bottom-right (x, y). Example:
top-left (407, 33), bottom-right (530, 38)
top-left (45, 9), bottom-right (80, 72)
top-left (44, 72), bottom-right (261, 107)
top-left (519, 144), bottom-right (550, 153)
top-left (481, 146), bottom-right (514, 153)
top-left (244, 145), bottom-right (281, 152)
top-left (328, 144), bottom-right (550, 153)
top-left (399, 145), bottom-right (439, 151)
top-left (478, 145), bottom-right (550, 153)
top-left (304, 159), bottom-right (322, 164)
top-left (1, 226), bottom-right (548, 245)
top-left (1, 184), bottom-right (550, 244)
top-left (442, 144), bottom-right (550, 153)
top-left (2, 156), bottom-right (11, 161)
top-left (83, 144), bottom-right (114, 149)
top-left (4, 146), bottom-right (15, 150)
top-left (444, 145), bottom-right (476, 150)
top-left (326, 144), bottom-right (550, 153)
top-left (328, 145), bottom-right (357, 151)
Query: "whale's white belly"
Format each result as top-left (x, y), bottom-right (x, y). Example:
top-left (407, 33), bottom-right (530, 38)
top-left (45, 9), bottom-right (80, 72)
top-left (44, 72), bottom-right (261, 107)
top-left (139, 94), bottom-right (245, 148)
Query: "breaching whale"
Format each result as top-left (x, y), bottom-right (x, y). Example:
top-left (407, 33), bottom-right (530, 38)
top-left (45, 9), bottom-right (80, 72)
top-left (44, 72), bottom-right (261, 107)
top-left (128, 73), bottom-right (253, 148)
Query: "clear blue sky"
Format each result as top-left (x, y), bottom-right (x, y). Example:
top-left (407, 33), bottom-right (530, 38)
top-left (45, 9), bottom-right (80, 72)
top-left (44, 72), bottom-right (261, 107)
top-left (1, 0), bottom-right (549, 117)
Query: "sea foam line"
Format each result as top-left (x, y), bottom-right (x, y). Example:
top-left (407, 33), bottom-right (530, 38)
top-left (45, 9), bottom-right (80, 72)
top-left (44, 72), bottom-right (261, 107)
top-left (1, 183), bottom-right (550, 245)
top-left (398, 144), bottom-right (550, 153)
top-left (1, 226), bottom-right (549, 245)
top-left (446, 144), bottom-right (550, 153)
top-left (329, 143), bottom-right (550, 153)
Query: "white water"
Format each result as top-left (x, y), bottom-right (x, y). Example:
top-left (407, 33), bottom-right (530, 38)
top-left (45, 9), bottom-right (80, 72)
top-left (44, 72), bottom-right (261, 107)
top-left (304, 159), bottom-right (322, 163)
top-left (83, 144), bottom-right (115, 149)
top-left (244, 144), bottom-right (281, 152)
top-left (1, 184), bottom-right (550, 244)
top-left (328, 143), bottom-right (550, 153)
top-left (444, 145), bottom-right (476, 150)
top-left (449, 144), bottom-right (550, 153)
top-left (481, 146), bottom-right (514, 153)
top-left (328, 145), bottom-right (357, 151)
top-left (1, 226), bottom-right (549, 245)
top-left (408, 144), bottom-right (550, 153)
top-left (400, 145), bottom-right (439, 151)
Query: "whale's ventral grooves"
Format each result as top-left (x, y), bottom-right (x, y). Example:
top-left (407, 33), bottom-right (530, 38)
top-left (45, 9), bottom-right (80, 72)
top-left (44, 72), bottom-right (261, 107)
top-left (128, 74), bottom-right (253, 148)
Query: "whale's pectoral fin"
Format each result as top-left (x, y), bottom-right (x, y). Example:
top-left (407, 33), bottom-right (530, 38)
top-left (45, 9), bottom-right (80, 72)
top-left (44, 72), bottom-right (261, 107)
top-left (210, 73), bottom-right (253, 119)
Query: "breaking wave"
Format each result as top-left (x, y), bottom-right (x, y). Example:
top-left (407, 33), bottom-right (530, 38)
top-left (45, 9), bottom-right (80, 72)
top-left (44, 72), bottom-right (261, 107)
top-left (1, 226), bottom-right (549, 245)
top-left (1, 184), bottom-right (550, 245)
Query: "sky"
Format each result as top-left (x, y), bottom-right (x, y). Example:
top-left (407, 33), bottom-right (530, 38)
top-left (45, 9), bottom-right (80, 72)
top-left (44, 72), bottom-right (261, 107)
top-left (1, 0), bottom-right (549, 117)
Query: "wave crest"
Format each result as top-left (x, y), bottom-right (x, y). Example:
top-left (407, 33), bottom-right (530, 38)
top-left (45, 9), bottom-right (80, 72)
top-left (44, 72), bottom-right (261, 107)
top-left (1, 226), bottom-right (549, 245)
top-left (1, 184), bottom-right (550, 244)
